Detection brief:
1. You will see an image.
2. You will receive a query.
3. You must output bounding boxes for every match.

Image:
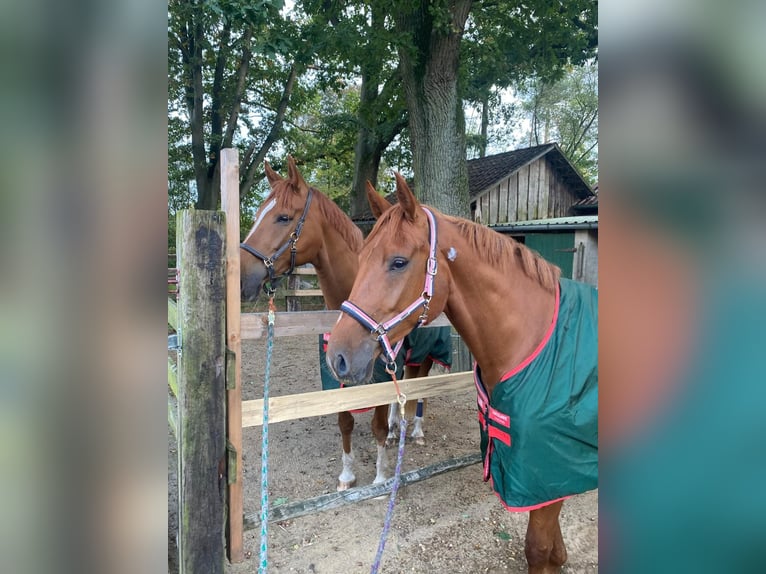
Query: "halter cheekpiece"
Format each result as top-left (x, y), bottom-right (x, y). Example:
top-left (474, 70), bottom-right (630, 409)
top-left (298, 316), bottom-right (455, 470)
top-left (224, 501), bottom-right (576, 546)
top-left (340, 207), bottom-right (439, 371)
top-left (240, 188), bottom-right (314, 296)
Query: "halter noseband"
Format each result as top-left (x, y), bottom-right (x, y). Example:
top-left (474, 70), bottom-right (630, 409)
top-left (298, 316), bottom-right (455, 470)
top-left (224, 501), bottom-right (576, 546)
top-left (240, 188), bottom-right (314, 296)
top-left (340, 207), bottom-right (438, 370)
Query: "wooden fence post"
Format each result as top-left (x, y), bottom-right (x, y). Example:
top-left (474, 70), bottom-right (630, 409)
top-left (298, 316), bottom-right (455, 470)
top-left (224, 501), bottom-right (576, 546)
top-left (220, 148), bottom-right (244, 562)
top-left (286, 274), bottom-right (301, 312)
top-left (176, 210), bottom-right (227, 574)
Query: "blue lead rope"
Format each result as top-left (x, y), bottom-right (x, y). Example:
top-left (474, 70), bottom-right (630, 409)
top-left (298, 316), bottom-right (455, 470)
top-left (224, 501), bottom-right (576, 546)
top-left (259, 300), bottom-right (276, 573)
top-left (370, 413), bottom-right (408, 574)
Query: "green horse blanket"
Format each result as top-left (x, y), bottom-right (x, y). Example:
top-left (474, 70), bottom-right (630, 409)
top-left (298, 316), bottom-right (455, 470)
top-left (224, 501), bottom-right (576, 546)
top-left (475, 278), bottom-right (598, 511)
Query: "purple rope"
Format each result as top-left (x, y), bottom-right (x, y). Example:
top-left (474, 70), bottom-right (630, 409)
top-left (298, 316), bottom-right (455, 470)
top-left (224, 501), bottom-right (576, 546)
top-left (370, 417), bottom-right (408, 574)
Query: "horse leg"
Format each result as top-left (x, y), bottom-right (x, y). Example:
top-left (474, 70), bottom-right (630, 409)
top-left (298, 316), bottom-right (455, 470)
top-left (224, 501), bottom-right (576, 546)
top-left (524, 500), bottom-right (567, 574)
top-left (386, 401), bottom-right (398, 447)
top-left (371, 405), bottom-right (390, 484)
top-left (404, 360), bottom-right (432, 445)
top-left (337, 411), bottom-right (356, 491)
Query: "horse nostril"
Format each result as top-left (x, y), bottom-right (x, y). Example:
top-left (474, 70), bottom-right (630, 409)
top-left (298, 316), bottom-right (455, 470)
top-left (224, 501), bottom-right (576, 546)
top-left (333, 353), bottom-right (349, 378)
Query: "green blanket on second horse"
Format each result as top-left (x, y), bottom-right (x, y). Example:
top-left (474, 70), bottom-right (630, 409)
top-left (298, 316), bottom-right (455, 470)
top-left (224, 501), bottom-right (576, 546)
top-left (475, 278), bottom-right (598, 511)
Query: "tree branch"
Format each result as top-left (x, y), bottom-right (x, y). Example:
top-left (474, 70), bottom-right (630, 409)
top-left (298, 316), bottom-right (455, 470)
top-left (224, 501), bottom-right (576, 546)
top-left (566, 108), bottom-right (597, 157)
top-left (240, 64), bottom-right (299, 198)
top-left (573, 139), bottom-right (598, 167)
top-left (207, 19), bottom-right (233, 182)
top-left (223, 27), bottom-right (252, 148)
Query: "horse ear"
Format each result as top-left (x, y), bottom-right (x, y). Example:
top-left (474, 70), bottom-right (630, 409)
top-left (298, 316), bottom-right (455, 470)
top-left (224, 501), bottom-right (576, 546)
top-left (394, 172), bottom-right (419, 222)
top-left (264, 160), bottom-right (282, 188)
top-left (286, 155), bottom-right (306, 193)
top-left (366, 181), bottom-right (392, 220)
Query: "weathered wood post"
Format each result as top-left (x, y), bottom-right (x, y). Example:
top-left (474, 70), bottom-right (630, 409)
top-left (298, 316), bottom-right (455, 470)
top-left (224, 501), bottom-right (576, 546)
top-left (220, 148), bottom-right (244, 562)
top-left (176, 210), bottom-right (227, 574)
top-left (286, 273), bottom-right (301, 312)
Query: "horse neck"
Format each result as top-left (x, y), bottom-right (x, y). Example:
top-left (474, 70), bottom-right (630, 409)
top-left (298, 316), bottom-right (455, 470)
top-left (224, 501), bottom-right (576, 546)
top-left (439, 223), bottom-right (557, 393)
top-left (310, 219), bottom-right (360, 310)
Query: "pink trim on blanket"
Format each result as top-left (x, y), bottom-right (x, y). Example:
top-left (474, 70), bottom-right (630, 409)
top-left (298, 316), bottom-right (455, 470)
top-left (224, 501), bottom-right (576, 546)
top-left (498, 283), bottom-right (561, 382)
top-left (489, 476), bottom-right (571, 511)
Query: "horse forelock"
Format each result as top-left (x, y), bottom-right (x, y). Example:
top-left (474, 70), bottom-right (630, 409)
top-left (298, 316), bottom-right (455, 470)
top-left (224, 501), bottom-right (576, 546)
top-left (366, 204), bottom-right (428, 250)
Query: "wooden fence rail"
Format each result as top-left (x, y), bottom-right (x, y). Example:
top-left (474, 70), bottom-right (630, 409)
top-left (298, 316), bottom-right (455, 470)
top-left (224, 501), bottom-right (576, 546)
top-left (242, 370), bottom-right (474, 427)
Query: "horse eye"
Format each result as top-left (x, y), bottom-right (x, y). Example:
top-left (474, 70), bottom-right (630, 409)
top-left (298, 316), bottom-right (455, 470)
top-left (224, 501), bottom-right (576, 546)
top-left (275, 214), bottom-right (291, 223)
top-left (389, 257), bottom-right (409, 271)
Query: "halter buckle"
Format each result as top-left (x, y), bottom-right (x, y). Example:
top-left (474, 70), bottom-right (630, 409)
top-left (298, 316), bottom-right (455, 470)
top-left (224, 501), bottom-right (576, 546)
top-left (263, 258), bottom-right (274, 269)
top-left (262, 281), bottom-right (277, 297)
top-left (426, 256), bottom-right (438, 276)
top-left (372, 324), bottom-right (387, 340)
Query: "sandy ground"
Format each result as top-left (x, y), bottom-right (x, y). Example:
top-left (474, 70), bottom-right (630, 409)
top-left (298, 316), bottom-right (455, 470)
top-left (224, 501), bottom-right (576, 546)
top-left (169, 334), bottom-right (598, 573)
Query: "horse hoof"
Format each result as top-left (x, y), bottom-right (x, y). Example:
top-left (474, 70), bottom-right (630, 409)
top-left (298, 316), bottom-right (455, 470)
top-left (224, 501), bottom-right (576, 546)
top-left (337, 479), bottom-right (356, 491)
top-left (414, 436), bottom-right (426, 446)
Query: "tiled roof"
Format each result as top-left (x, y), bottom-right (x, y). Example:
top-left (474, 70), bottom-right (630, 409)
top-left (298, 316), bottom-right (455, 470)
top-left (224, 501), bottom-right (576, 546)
top-left (571, 193), bottom-right (598, 213)
top-left (468, 143), bottom-right (593, 200)
top-left (468, 144), bottom-right (555, 197)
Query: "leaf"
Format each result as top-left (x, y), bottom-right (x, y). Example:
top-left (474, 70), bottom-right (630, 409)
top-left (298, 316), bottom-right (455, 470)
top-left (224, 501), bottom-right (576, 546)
top-left (495, 530), bottom-right (511, 541)
top-left (273, 497), bottom-right (289, 506)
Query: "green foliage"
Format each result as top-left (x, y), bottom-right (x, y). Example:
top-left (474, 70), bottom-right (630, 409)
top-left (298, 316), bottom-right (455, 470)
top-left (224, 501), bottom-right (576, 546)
top-left (462, 0), bottom-right (597, 101)
top-left (168, 0), bottom-right (597, 228)
top-left (518, 61), bottom-right (599, 184)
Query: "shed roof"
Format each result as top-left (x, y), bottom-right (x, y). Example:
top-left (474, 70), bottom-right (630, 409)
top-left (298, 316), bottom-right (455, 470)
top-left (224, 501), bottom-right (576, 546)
top-left (489, 215), bottom-right (598, 233)
top-left (571, 192), bottom-right (599, 214)
top-left (468, 143), bottom-right (594, 200)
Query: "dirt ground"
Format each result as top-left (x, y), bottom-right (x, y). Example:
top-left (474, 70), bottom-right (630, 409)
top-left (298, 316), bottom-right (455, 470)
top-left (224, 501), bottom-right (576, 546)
top-left (169, 334), bottom-right (598, 573)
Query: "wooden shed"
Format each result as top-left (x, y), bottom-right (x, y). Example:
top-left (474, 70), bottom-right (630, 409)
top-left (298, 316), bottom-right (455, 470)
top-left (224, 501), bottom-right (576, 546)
top-left (469, 144), bottom-right (598, 287)
top-left (468, 143), bottom-right (594, 225)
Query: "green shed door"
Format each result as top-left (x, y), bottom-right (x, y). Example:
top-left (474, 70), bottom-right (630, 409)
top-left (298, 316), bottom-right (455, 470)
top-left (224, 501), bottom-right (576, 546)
top-left (525, 232), bottom-right (575, 279)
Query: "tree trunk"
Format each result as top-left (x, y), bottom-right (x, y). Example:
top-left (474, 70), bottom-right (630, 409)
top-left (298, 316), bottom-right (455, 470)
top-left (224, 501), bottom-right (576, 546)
top-left (179, 5), bottom-right (213, 210)
top-left (395, 0), bottom-right (472, 218)
top-left (479, 91), bottom-right (489, 158)
top-left (350, 65), bottom-right (407, 218)
top-left (351, 129), bottom-right (383, 218)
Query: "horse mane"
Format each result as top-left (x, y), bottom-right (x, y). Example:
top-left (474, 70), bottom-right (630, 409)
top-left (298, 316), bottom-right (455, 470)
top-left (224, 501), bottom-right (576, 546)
top-left (268, 179), bottom-right (363, 252)
top-left (449, 217), bottom-right (560, 293)
top-left (371, 205), bottom-right (560, 293)
top-left (313, 188), bottom-right (363, 251)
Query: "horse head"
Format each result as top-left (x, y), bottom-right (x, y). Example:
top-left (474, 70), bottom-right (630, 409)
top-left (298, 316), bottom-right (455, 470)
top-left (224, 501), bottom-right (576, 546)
top-left (240, 156), bottom-right (321, 301)
top-left (327, 175), bottom-right (450, 384)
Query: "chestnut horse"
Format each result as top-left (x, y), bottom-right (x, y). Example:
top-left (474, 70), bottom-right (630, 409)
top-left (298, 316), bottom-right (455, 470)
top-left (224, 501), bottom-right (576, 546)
top-left (240, 157), bottom-right (445, 490)
top-left (326, 174), bottom-right (598, 573)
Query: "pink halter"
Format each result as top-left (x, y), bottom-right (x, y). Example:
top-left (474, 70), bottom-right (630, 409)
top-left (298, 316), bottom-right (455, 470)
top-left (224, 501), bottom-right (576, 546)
top-left (340, 207), bottom-right (438, 370)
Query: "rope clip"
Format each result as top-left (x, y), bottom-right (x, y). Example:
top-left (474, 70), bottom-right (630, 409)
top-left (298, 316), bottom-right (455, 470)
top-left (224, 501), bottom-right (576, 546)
top-left (267, 297), bottom-right (276, 326)
top-left (397, 392), bottom-right (407, 419)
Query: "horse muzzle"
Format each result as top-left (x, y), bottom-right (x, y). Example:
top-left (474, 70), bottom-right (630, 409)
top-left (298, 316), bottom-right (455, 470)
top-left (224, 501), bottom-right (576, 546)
top-left (326, 337), bottom-right (378, 386)
top-left (240, 265), bottom-right (269, 302)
